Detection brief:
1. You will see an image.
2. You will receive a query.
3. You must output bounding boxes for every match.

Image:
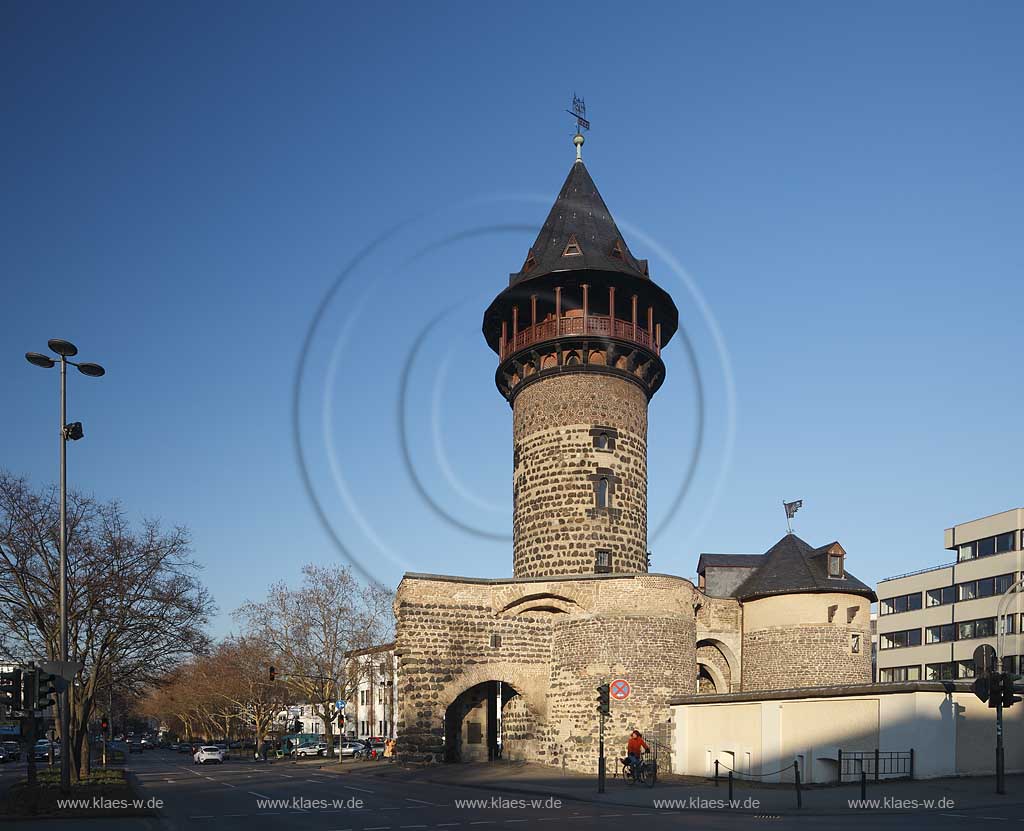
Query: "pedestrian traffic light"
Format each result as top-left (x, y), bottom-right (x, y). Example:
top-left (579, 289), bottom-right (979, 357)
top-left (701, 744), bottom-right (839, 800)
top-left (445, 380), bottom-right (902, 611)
top-left (0, 668), bottom-right (22, 711)
top-left (989, 671), bottom-right (1004, 709)
top-left (32, 670), bottom-right (59, 710)
top-left (269, 666), bottom-right (276, 682)
top-left (1003, 674), bottom-right (1022, 708)
top-left (596, 683), bottom-right (610, 716)
top-left (100, 716), bottom-right (109, 734)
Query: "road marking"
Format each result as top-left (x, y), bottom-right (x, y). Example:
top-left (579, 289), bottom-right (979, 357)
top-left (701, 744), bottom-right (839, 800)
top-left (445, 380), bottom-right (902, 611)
top-left (504, 822), bottom-right (528, 825)
top-left (365, 827), bottom-right (391, 830)
top-left (188, 817), bottom-right (214, 820)
top-left (406, 798), bottom-right (437, 805)
top-left (599, 815), bottom-right (622, 818)
top-left (469, 823), bottom-right (496, 827)
top-left (249, 791), bottom-right (273, 799)
top-left (400, 826), bottom-right (428, 829)
top-left (346, 784), bottom-right (375, 793)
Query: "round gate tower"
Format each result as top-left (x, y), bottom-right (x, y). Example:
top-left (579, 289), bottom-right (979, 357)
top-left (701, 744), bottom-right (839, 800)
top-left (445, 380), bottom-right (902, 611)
top-left (482, 134), bottom-right (679, 578)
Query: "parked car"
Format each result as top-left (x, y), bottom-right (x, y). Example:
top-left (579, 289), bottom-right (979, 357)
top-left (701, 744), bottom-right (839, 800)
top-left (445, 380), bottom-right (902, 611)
top-left (177, 743), bottom-right (194, 753)
top-left (216, 744), bottom-right (231, 760)
top-left (33, 741), bottom-right (59, 761)
top-left (293, 741), bottom-right (328, 758)
top-left (193, 745), bottom-right (224, 765)
top-left (1, 741), bottom-right (21, 762)
top-left (128, 739), bottom-right (144, 754)
top-left (339, 740), bottom-right (364, 758)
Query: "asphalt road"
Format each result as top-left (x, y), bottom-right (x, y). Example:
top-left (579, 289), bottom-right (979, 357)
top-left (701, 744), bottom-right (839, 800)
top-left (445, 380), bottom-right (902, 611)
top-left (7, 750), bottom-right (1024, 830)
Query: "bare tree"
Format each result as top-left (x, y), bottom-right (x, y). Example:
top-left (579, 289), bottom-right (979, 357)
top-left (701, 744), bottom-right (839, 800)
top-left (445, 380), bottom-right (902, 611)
top-left (235, 563), bottom-right (392, 751)
top-left (0, 471), bottom-right (214, 779)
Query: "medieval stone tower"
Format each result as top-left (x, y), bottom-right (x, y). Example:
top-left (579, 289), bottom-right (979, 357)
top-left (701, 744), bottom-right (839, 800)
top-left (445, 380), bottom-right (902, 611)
top-left (393, 131), bottom-right (876, 771)
top-left (482, 133), bottom-right (678, 578)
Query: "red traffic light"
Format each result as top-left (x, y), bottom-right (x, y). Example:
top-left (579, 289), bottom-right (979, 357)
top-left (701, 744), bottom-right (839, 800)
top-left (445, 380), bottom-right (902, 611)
top-left (269, 666), bottom-right (276, 682)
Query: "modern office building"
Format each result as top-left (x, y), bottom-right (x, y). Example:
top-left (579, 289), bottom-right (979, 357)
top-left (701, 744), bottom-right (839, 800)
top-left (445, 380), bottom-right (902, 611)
top-left (876, 508), bottom-right (1024, 682)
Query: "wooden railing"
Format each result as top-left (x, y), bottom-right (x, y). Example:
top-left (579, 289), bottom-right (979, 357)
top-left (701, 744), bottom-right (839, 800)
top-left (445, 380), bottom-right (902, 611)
top-left (501, 314), bottom-right (660, 361)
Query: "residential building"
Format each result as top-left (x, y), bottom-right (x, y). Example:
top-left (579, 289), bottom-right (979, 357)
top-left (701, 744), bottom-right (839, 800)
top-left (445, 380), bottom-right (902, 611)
top-left (876, 508), bottom-right (1024, 683)
top-left (346, 643), bottom-right (398, 740)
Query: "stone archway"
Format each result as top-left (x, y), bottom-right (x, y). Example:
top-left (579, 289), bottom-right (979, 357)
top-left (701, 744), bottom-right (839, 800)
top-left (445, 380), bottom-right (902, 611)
top-left (695, 638), bottom-right (737, 693)
top-left (443, 679), bottom-right (542, 763)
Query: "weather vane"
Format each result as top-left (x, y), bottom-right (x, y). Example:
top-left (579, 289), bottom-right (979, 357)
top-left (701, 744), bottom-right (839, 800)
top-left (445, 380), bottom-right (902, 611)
top-left (566, 94), bottom-right (590, 133)
top-left (567, 94), bottom-right (589, 162)
top-left (783, 499), bottom-right (803, 534)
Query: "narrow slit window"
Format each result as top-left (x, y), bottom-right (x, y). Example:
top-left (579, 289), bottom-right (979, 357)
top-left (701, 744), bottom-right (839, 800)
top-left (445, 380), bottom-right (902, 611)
top-left (596, 477), bottom-right (609, 508)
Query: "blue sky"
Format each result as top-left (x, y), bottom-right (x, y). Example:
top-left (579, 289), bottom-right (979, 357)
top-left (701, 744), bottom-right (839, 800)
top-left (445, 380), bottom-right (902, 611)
top-left (3, 2), bottom-right (1022, 635)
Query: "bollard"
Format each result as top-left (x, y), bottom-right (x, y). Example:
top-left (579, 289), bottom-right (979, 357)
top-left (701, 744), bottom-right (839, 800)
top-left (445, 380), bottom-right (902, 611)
top-left (714, 758), bottom-right (719, 786)
top-left (861, 770), bottom-right (867, 801)
top-left (794, 759), bottom-right (802, 809)
top-left (728, 770), bottom-right (734, 802)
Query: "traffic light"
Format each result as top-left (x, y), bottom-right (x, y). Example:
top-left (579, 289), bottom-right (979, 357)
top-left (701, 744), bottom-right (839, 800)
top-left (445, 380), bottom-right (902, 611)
top-left (32, 670), bottom-right (59, 710)
top-left (0, 668), bottom-right (22, 711)
top-left (100, 716), bottom-right (109, 734)
top-left (989, 672), bottom-right (1004, 709)
top-left (293, 718), bottom-right (302, 734)
top-left (596, 683), bottom-right (610, 716)
top-left (1003, 674), bottom-right (1022, 708)
top-left (269, 666), bottom-right (276, 682)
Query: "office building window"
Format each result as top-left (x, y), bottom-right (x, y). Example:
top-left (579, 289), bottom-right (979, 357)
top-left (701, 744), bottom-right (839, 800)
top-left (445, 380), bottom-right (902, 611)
top-left (925, 662), bottom-right (958, 681)
top-left (958, 573), bottom-right (1015, 602)
top-left (957, 616), bottom-right (1012, 641)
top-left (957, 661), bottom-right (976, 679)
top-left (880, 592), bottom-right (923, 615)
top-left (957, 532), bottom-right (1019, 562)
top-left (926, 623), bottom-right (956, 644)
top-left (926, 586), bottom-right (957, 607)
top-left (879, 665), bottom-right (921, 682)
top-left (879, 628), bottom-right (922, 650)
top-left (997, 531), bottom-right (1018, 553)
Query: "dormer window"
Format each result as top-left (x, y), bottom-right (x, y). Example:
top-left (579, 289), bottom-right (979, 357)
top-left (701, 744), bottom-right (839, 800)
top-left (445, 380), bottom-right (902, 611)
top-left (828, 552), bottom-right (844, 579)
top-left (562, 234), bottom-right (582, 257)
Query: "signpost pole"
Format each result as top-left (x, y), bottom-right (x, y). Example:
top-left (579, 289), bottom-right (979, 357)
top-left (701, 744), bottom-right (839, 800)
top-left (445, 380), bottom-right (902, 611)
top-left (598, 709), bottom-right (605, 794)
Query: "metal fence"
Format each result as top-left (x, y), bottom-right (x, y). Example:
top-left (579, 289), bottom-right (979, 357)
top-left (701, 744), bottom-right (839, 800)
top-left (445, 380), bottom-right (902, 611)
top-left (838, 748), bottom-right (914, 782)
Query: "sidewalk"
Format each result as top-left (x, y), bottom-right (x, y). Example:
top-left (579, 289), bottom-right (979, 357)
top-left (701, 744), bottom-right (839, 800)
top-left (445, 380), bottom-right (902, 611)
top-left (343, 759), bottom-right (1024, 815)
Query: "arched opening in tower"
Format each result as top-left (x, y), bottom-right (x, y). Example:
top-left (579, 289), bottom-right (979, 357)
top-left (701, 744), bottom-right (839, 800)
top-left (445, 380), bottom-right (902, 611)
top-left (442, 681), bottom-right (536, 763)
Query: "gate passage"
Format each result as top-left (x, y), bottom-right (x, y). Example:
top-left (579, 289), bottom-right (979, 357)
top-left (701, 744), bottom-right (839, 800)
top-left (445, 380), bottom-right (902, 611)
top-left (610, 679), bottom-right (631, 701)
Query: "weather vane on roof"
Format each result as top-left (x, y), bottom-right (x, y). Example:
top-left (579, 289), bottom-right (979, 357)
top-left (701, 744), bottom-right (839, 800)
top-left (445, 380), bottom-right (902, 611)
top-left (783, 499), bottom-right (803, 534)
top-left (567, 94), bottom-right (590, 132)
top-left (566, 94), bottom-right (589, 162)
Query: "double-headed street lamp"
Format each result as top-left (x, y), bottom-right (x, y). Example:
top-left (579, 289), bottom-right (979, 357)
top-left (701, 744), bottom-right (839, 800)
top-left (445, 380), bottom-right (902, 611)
top-left (25, 339), bottom-right (105, 792)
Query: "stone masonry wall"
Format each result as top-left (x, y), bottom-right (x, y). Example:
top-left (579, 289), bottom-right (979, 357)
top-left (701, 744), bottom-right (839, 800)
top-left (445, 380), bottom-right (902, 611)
top-left (395, 573), bottom-right (700, 771)
top-left (547, 613), bottom-right (696, 772)
top-left (741, 594), bottom-right (872, 691)
top-left (394, 577), bottom-right (554, 763)
top-left (512, 374), bottom-right (648, 578)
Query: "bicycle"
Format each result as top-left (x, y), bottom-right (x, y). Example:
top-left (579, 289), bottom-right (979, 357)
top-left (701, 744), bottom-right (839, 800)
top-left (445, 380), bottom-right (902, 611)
top-left (620, 754), bottom-right (657, 787)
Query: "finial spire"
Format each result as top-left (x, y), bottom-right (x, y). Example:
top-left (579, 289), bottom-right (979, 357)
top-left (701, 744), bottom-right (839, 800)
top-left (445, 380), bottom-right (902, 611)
top-left (566, 93), bottom-right (590, 163)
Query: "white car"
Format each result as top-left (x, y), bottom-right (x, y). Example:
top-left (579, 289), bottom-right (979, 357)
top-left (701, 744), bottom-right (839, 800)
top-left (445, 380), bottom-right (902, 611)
top-left (293, 741), bottom-right (328, 758)
top-left (193, 745), bottom-right (224, 765)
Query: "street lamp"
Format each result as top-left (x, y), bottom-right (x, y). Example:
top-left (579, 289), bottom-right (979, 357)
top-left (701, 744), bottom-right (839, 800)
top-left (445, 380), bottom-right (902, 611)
top-left (25, 338), bottom-right (105, 792)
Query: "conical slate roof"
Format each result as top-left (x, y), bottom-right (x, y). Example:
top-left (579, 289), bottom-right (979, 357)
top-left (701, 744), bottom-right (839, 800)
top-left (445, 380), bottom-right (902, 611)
top-left (509, 159), bottom-right (649, 287)
top-left (733, 534), bottom-right (877, 602)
